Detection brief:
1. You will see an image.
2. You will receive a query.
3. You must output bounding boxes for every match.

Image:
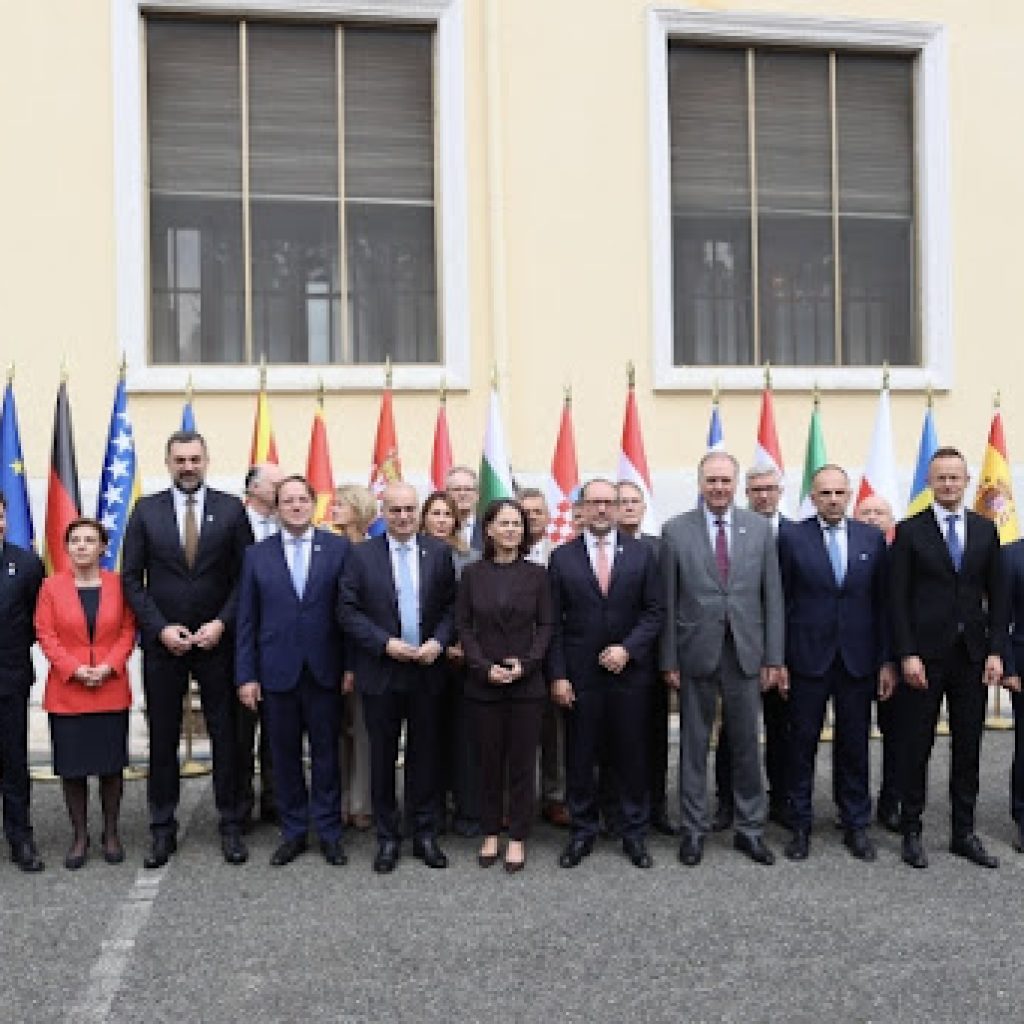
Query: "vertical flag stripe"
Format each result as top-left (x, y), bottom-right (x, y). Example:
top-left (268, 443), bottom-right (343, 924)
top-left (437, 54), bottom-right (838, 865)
top-left (97, 374), bottom-right (140, 569)
top-left (0, 380), bottom-right (35, 549)
top-left (44, 380), bottom-right (82, 574)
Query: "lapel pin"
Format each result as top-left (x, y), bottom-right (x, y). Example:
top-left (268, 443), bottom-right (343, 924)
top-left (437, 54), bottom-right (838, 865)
top-left (7, 563), bottom-right (14, 576)
top-left (738, 527), bottom-right (747, 535)
top-left (206, 515), bottom-right (214, 523)
top-left (859, 552), bottom-right (869, 561)
top-left (313, 545), bottom-right (321, 553)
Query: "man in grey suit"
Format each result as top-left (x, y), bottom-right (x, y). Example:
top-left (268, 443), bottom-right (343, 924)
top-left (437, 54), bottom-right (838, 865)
top-left (661, 451), bottom-right (785, 866)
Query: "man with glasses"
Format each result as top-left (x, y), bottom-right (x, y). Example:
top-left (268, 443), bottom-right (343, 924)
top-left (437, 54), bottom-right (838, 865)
top-left (446, 466), bottom-right (481, 552)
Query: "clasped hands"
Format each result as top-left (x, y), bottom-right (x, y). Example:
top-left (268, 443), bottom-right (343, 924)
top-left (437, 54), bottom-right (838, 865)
top-left (73, 664), bottom-right (113, 688)
top-left (901, 654), bottom-right (1015, 692)
top-left (551, 646), bottom-right (632, 709)
top-left (160, 619), bottom-right (225, 656)
top-left (385, 637), bottom-right (443, 665)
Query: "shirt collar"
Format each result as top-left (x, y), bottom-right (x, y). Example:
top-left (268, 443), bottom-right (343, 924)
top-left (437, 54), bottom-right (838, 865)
top-left (817, 516), bottom-right (846, 532)
top-left (583, 528), bottom-right (617, 548)
top-left (932, 502), bottom-right (964, 527)
top-left (283, 526), bottom-right (315, 544)
top-left (387, 533), bottom-right (417, 552)
top-left (173, 483), bottom-right (206, 503)
top-left (703, 504), bottom-right (732, 529)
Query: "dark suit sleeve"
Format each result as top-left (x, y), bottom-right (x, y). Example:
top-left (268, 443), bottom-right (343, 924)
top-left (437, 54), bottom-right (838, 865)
top-left (121, 502), bottom-right (169, 643)
top-left (338, 549), bottom-right (391, 657)
top-left (456, 564), bottom-right (490, 676)
top-left (521, 569), bottom-right (553, 678)
top-left (985, 524), bottom-right (1009, 661)
top-left (235, 547), bottom-right (259, 685)
top-left (621, 546), bottom-right (665, 663)
top-left (872, 535), bottom-right (892, 666)
top-left (1001, 545), bottom-right (1018, 677)
top-left (546, 553), bottom-right (567, 682)
top-left (213, 498), bottom-right (254, 631)
top-left (428, 546), bottom-right (457, 650)
top-left (658, 528), bottom-right (679, 674)
top-left (888, 519), bottom-right (915, 660)
top-left (26, 550), bottom-right (44, 630)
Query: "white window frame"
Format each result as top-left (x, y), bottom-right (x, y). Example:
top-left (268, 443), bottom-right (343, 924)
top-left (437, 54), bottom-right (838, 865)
top-left (647, 7), bottom-right (952, 392)
top-left (112, 0), bottom-right (469, 393)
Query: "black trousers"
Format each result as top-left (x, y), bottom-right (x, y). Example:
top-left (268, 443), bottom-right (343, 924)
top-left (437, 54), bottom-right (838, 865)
top-left (876, 689), bottom-right (903, 810)
top-left (716, 687), bottom-right (790, 811)
top-left (439, 666), bottom-right (480, 826)
top-left (0, 693), bottom-right (31, 845)
top-left (566, 684), bottom-right (651, 842)
top-left (787, 659), bottom-right (874, 831)
top-left (142, 644), bottom-right (241, 839)
top-left (899, 642), bottom-right (987, 839)
top-left (474, 698), bottom-right (543, 840)
top-left (1010, 690), bottom-right (1024, 824)
top-left (361, 687), bottom-right (441, 844)
top-left (235, 700), bottom-right (275, 822)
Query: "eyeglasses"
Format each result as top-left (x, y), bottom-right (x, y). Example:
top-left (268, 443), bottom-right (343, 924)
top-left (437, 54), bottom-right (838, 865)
top-left (387, 505), bottom-right (417, 514)
top-left (584, 498), bottom-right (618, 507)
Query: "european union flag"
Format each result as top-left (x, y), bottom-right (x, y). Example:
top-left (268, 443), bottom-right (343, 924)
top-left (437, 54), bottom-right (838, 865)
top-left (0, 379), bottom-right (35, 549)
top-left (97, 373), bottom-right (139, 569)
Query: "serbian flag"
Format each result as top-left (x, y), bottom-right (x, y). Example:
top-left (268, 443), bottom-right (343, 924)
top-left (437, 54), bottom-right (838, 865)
top-left (306, 402), bottom-right (334, 526)
top-left (368, 385), bottom-right (402, 536)
top-left (44, 379), bottom-right (82, 575)
top-left (616, 371), bottom-right (658, 533)
top-left (752, 383), bottom-right (784, 475)
top-left (249, 383), bottom-right (279, 465)
top-left (430, 393), bottom-right (453, 493)
top-left (856, 382), bottom-right (901, 519)
top-left (974, 406), bottom-right (1019, 544)
top-left (544, 394), bottom-right (580, 546)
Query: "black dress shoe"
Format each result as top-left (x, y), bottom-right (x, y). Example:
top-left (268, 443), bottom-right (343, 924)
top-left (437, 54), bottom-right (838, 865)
top-left (412, 836), bottom-right (448, 869)
top-left (733, 832), bottom-right (775, 865)
top-left (558, 836), bottom-right (594, 868)
top-left (101, 832), bottom-right (125, 865)
top-left (320, 838), bottom-right (348, 866)
top-left (64, 836), bottom-right (90, 871)
top-left (1015, 823), bottom-right (1024, 854)
top-left (767, 802), bottom-right (790, 829)
top-left (711, 803), bottom-right (733, 833)
top-left (10, 838), bottom-right (44, 873)
top-left (650, 810), bottom-right (681, 837)
top-left (950, 834), bottom-right (998, 869)
top-left (784, 829), bottom-right (810, 861)
top-left (876, 801), bottom-right (902, 834)
top-left (143, 834), bottom-right (177, 870)
top-left (269, 836), bottom-right (307, 866)
top-left (901, 832), bottom-right (928, 869)
top-left (843, 828), bottom-right (877, 862)
top-left (373, 841), bottom-right (400, 874)
top-left (677, 834), bottom-right (703, 867)
top-left (221, 832), bottom-right (248, 866)
top-left (622, 837), bottom-right (653, 869)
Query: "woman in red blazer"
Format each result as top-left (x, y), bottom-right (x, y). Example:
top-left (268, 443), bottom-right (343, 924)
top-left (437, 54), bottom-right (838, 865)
top-left (35, 517), bottom-right (136, 869)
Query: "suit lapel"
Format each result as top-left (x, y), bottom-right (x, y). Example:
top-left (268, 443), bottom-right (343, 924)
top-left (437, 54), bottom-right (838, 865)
top-left (922, 509), bottom-right (957, 574)
top-left (693, 510), bottom-right (723, 592)
top-left (805, 519), bottom-right (839, 589)
top-left (607, 536), bottom-right (628, 595)
top-left (374, 536), bottom-right (398, 607)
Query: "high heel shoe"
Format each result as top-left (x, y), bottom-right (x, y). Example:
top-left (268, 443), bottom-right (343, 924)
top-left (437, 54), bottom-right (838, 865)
top-left (504, 842), bottom-right (526, 874)
top-left (64, 835), bottom-right (90, 871)
top-left (477, 842), bottom-right (500, 868)
top-left (101, 832), bottom-right (125, 865)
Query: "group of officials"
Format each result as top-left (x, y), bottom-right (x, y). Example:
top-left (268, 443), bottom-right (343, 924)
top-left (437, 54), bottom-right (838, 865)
top-left (0, 429), bottom-right (1021, 875)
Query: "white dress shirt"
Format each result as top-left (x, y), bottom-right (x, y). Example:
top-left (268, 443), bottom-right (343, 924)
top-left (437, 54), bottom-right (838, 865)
top-left (247, 506), bottom-right (279, 541)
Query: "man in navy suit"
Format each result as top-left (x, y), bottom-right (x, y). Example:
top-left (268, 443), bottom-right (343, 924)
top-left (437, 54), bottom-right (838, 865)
top-left (122, 430), bottom-right (253, 868)
top-left (339, 481), bottom-right (457, 873)
top-left (778, 465), bottom-right (895, 862)
top-left (548, 477), bottom-right (664, 869)
top-left (891, 446), bottom-right (1008, 869)
top-left (998, 539), bottom-right (1024, 851)
top-left (236, 475), bottom-right (350, 867)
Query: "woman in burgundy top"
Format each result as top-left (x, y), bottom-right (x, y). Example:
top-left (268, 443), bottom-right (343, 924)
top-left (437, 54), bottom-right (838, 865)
top-left (457, 499), bottom-right (553, 872)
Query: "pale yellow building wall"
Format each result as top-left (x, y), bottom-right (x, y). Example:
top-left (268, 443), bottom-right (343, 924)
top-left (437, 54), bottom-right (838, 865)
top-left (0, 0), bottom-right (1020, 514)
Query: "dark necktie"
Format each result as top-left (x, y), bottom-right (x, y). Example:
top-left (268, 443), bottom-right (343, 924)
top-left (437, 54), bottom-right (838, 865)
top-left (183, 495), bottom-right (199, 569)
top-left (945, 513), bottom-right (962, 572)
top-left (715, 518), bottom-right (729, 584)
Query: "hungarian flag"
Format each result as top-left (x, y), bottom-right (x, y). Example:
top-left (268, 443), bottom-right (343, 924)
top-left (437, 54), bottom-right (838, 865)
top-left (544, 394), bottom-right (580, 546)
top-left (798, 396), bottom-right (827, 519)
top-left (306, 402), bottom-right (334, 526)
top-left (44, 379), bottom-right (82, 574)
top-left (249, 383), bottom-right (278, 465)
top-left (907, 402), bottom-right (939, 515)
top-left (477, 385), bottom-right (514, 514)
top-left (616, 373), bottom-right (658, 533)
top-left (430, 393), bottom-right (453, 493)
top-left (974, 407), bottom-right (1019, 544)
top-left (856, 382), bottom-right (900, 518)
top-left (368, 384), bottom-right (402, 536)
top-left (752, 384), bottom-right (784, 475)
top-left (0, 376), bottom-right (34, 550)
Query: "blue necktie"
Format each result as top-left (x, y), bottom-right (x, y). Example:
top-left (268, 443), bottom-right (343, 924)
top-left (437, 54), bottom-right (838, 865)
top-left (826, 524), bottom-right (844, 586)
top-left (290, 537), bottom-right (306, 598)
top-left (945, 513), bottom-right (963, 572)
top-left (396, 543), bottom-right (420, 646)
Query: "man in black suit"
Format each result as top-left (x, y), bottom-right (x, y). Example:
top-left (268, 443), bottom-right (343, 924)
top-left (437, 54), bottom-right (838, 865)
top-left (0, 492), bottom-right (45, 872)
top-left (122, 430), bottom-right (253, 868)
top-left (548, 477), bottom-right (664, 870)
top-left (338, 481), bottom-right (457, 873)
top-left (890, 446), bottom-right (1008, 869)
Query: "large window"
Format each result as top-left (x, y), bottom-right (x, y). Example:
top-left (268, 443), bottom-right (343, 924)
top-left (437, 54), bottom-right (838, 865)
top-left (668, 42), bottom-right (916, 369)
top-left (146, 17), bottom-right (437, 367)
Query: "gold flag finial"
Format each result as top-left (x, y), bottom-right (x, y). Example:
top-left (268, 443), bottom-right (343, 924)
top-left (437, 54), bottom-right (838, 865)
top-left (439, 376), bottom-right (447, 405)
top-left (317, 376), bottom-right (325, 409)
top-left (764, 361), bottom-right (772, 390)
top-left (491, 364), bottom-right (498, 391)
top-left (258, 355), bottom-right (267, 390)
top-left (712, 379), bottom-right (720, 405)
top-left (186, 372), bottom-right (194, 405)
top-left (384, 355), bottom-right (393, 389)
top-left (812, 382), bottom-right (821, 409)
top-left (627, 361), bottom-right (636, 389)
top-left (882, 361), bottom-right (890, 390)
top-left (926, 381), bottom-right (934, 409)
top-left (995, 390), bottom-right (1002, 410)
top-left (564, 384), bottom-right (572, 406)
top-left (6, 363), bottom-right (13, 385)
top-left (60, 357), bottom-right (69, 385)
top-left (119, 351), bottom-right (127, 379)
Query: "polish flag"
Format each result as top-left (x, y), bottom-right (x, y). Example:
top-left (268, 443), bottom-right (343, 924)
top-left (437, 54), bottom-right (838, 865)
top-left (544, 394), bottom-right (580, 546)
top-left (856, 384), bottom-right (901, 518)
top-left (616, 375), bottom-right (659, 534)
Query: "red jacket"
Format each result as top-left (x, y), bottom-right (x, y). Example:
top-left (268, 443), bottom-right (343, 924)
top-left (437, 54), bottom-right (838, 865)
top-left (35, 571), bottom-right (136, 715)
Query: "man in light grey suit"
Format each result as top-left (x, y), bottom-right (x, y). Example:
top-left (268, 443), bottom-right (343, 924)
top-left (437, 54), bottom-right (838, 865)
top-left (661, 451), bottom-right (785, 866)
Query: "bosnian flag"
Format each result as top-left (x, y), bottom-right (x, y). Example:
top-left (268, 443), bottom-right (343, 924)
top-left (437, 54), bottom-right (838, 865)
top-left (752, 384), bottom-right (784, 475)
top-left (477, 385), bottom-right (514, 513)
top-left (856, 383), bottom-right (901, 519)
top-left (544, 395), bottom-right (580, 546)
top-left (616, 376), bottom-right (659, 533)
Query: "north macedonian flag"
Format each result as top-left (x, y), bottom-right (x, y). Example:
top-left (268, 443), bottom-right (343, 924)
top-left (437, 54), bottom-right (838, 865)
top-left (44, 379), bottom-right (82, 574)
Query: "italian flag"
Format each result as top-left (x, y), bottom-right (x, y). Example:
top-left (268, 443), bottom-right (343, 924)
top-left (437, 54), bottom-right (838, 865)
top-left (478, 386), bottom-right (514, 513)
top-left (798, 395), bottom-right (827, 519)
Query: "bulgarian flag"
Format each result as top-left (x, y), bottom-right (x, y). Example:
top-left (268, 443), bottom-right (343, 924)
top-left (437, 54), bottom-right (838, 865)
top-left (477, 384), bottom-right (514, 514)
top-left (616, 367), bottom-right (658, 533)
top-left (856, 380), bottom-right (901, 518)
top-left (44, 378), bottom-right (82, 574)
top-left (974, 403), bottom-right (1019, 544)
top-left (798, 394), bottom-right (827, 519)
top-left (430, 390), bottom-right (453, 493)
top-left (249, 367), bottom-right (279, 465)
top-left (306, 397), bottom-right (334, 525)
top-left (544, 392), bottom-right (580, 546)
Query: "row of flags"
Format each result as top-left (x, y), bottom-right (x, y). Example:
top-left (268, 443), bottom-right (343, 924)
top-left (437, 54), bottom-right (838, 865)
top-left (1, 367), bottom-right (1019, 576)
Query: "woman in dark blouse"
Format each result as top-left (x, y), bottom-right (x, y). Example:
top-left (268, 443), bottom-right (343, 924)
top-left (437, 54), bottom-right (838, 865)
top-left (457, 499), bottom-right (553, 872)
top-left (34, 518), bottom-right (136, 869)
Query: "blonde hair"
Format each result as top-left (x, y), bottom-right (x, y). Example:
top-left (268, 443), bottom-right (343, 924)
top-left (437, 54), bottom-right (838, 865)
top-left (333, 483), bottom-right (377, 535)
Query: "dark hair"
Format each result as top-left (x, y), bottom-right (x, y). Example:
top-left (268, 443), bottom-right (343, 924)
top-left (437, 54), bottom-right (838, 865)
top-left (275, 475), bottom-right (316, 502)
top-left (419, 491), bottom-right (465, 552)
top-left (244, 466), bottom-right (260, 490)
top-left (930, 446), bottom-right (967, 466)
top-left (481, 498), bottom-right (530, 562)
top-left (165, 429), bottom-right (207, 457)
top-left (0, 490), bottom-right (6, 510)
top-left (64, 516), bottom-right (109, 547)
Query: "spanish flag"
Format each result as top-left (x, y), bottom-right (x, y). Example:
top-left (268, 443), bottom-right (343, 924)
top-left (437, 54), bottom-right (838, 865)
top-left (974, 404), bottom-right (1019, 544)
top-left (44, 378), bottom-right (82, 574)
top-left (249, 374), bottom-right (278, 465)
top-left (306, 399), bottom-right (334, 526)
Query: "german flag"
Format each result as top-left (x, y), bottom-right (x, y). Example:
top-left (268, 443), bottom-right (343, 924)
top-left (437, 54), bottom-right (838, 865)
top-left (44, 379), bottom-right (82, 574)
